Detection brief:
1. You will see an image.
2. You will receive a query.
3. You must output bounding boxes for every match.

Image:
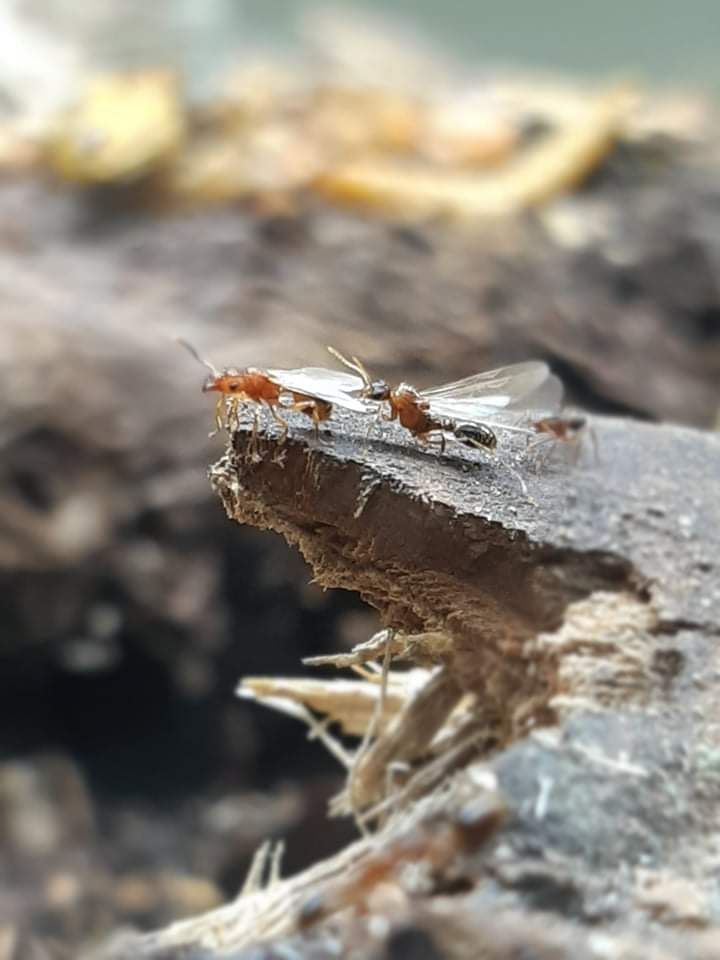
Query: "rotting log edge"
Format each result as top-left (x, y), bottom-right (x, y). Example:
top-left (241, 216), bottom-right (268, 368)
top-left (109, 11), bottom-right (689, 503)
top-left (209, 409), bottom-right (720, 737)
top-left (87, 409), bottom-right (720, 957)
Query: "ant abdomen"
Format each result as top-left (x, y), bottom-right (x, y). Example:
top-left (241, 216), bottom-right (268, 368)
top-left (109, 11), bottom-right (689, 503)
top-left (452, 422), bottom-right (497, 451)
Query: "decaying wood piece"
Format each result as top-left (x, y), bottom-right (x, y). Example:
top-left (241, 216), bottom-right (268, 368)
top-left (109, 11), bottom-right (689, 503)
top-left (240, 669), bottom-right (435, 737)
top-left (93, 409), bottom-right (720, 957)
top-left (85, 764), bottom-right (503, 959)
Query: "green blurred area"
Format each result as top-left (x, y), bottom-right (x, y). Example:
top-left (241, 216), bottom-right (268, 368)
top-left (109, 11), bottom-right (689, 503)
top-left (234, 0), bottom-right (720, 88)
top-left (44, 1), bottom-right (718, 98)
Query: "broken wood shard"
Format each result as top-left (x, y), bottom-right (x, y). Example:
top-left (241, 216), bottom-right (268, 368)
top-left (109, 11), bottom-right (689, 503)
top-left (239, 670), bottom-right (433, 738)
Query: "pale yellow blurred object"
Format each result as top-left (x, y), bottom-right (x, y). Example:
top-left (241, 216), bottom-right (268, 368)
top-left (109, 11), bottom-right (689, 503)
top-left (47, 69), bottom-right (185, 183)
top-left (240, 672), bottom-right (430, 737)
top-left (421, 92), bottom-right (518, 168)
top-left (213, 59), bottom-right (308, 132)
top-left (167, 123), bottom-right (323, 206)
top-left (308, 86), bottom-right (423, 156)
top-left (314, 86), bottom-right (635, 220)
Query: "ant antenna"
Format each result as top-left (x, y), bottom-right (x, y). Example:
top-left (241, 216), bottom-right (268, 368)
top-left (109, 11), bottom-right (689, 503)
top-left (175, 337), bottom-right (220, 377)
top-left (327, 345), bottom-right (372, 391)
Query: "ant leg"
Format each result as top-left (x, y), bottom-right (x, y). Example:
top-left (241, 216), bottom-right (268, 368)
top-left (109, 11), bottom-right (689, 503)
top-left (367, 403), bottom-right (392, 444)
top-left (588, 426), bottom-right (600, 465)
top-left (525, 435), bottom-right (555, 473)
top-left (291, 400), bottom-right (323, 441)
top-left (266, 402), bottom-right (289, 443)
top-left (422, 431), bottom-right (445, 454)
top-left (243, 408), bottom-right (263, 462)
top-left (211, 396), bottom-right (224, 435)
top-left (231, 397), bottom-right (244, 432)
top-left (502, 461), bottom-right (529, 499)
top-left (312, 407), bottom-right (322, 442)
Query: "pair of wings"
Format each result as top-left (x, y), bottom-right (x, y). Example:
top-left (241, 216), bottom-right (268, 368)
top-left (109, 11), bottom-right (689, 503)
top-left (268, 361), bottom-right (563, 428)
top-left (266, 367), bottom-right (369, 412)
top-left (421, 360), bottom-right (563, 429)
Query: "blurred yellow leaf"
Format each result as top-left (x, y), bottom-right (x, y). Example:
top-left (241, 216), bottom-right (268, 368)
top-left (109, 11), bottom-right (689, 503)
top-left (47, 69), bottom-right (185, 184)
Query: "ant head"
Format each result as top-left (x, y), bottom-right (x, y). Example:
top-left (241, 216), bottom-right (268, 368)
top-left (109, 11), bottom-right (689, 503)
top-left (175, 338), bottom-right (248, 396)
top-left (367, 379), bottom-right (391, 401)
top-left (203, 370), bottom-right (245, 394)
top-left (202, 373), bottom-right (222, 393)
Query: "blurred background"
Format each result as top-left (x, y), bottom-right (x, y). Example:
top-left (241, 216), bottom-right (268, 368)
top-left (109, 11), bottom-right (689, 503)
top-left (1, 1), bottom-right (719, 956)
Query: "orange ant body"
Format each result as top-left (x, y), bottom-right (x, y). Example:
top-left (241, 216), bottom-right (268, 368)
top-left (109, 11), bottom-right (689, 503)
top-left (288, 394), bottom-right (333, 432)
top-left (202, 368), bottom-right (282, 405)
top-left (383, 383), bottom-right (451, 447)
top-left (179, 339), bottom-right (366, 438)
top-left (532, 415), bottom-right (586, 442)
top-left (203, 372), bottom-right (334, 429)
top-left (200, 362), bottom-right (288, 436)
top-left (201, 365), bottom-right (286, 432)
top-left (529, 414), bottom-right (596, 464)
top-left (328, 348), bottom-right (498, 453)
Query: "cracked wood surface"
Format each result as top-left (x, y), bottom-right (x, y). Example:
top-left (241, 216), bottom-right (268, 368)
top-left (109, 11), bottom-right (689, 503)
top-left (216, 411), bottom-right (720, 628)
top-left (212, 411), bottom-right (719, 731)
top-left (92, 409), bottom-right (720, 959)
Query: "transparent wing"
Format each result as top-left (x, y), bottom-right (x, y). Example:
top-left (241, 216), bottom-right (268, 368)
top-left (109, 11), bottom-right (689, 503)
top-left (520, 373), bottom-right (564, 417)
top-left (421, 361), bottom-right (559, 409)
top-left (267, 367), bottom-right (365, 392)
top-left (426, 370), bottom-right (563, 429)
top-left (267, 367), bottom-right (369, 413)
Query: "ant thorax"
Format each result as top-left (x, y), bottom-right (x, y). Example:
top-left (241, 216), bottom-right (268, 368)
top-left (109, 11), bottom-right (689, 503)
top-left (392, 383), bottom-right (423, 402)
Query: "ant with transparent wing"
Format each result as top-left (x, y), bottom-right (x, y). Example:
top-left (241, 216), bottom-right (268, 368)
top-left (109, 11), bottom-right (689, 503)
top-left (327, 347), bottom-right (564, 456)
top-left (177, 338), bottom-right (367, 440)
